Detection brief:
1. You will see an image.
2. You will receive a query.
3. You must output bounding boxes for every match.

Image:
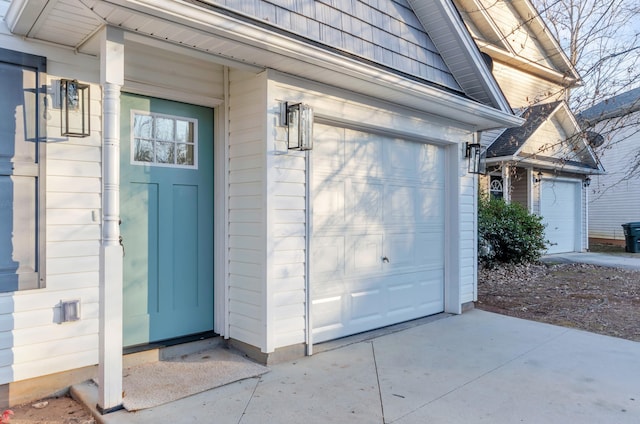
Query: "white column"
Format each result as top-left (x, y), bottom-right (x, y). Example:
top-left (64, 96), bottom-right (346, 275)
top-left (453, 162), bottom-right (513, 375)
top-left (502, 164), bottom-right (511, 203)
top-left (98, 26), bottom-right (124, 414)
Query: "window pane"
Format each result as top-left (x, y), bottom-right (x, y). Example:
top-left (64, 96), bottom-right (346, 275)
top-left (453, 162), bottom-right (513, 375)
top-left (133, 114), bottom-right (153, 139)
top-left (175, 120), bottom-right (193, 143)
top-left (176, 143), bottom-right (194, 165)
top-left (134, 138), bottom-right (154, 162)
top-left (156, 141), bottom-right (174, 164)
top-left (155, 117), bottom-right (174, 141)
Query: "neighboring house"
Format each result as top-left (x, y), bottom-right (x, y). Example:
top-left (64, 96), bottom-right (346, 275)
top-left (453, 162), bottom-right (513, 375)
top-left (454, 0), bottom-right (603, 254)
top-left (0, 0), bottom-right (520, 412)
top-left (580, 87), bottom-right (640, 244)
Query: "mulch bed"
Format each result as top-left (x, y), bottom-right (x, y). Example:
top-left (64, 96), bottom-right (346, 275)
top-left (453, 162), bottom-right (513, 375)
top-left (477, 262), bottom-right (640, 342)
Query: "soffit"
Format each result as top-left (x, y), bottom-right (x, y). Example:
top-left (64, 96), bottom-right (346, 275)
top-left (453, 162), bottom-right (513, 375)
top-left (6, 0), bottom-right (522, 129)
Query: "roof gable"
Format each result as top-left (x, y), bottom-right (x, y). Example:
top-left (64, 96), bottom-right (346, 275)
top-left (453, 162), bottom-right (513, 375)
top-left (453, 0), bottom-right (580, 86)
top-left (488, 101), bottom-right (601, 171)
top-left (198, 0), bottom-right (462, 92)
top-left (193, 0), bottom-right (512, 110)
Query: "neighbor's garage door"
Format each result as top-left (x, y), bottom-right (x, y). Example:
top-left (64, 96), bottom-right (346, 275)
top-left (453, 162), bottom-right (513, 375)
top-left (311, 124), bottom-right (445, 343)
top-left (540, 180), bottom-right (579, 254)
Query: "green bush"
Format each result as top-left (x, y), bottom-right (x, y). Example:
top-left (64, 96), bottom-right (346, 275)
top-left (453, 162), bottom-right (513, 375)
top-left (478, 195), bottom-right (547, 267)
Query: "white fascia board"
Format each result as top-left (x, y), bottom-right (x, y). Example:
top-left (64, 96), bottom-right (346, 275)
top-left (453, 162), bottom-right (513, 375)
top-left (408, 0), bottom-right (513, 114)
top-left (5, 0), bottom-right (48, 35)
top-left (480, 43), bottom-right (578, 87)
top-left (99, 0), bottom-right (522, 130)
top-left (486, 156), bottom-right (603, 174)
top-left (511, 0), bottom-right (581, 84)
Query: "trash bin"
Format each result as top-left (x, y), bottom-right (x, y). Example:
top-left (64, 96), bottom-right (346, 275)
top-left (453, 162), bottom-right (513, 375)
top-left (621, 222), bottom-right (640, 253)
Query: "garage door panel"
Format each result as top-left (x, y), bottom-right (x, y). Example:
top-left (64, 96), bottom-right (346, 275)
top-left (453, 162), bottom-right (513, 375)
top-left (541, 180), bottom-right (578, 254)
top-left (311, 235), bottom-right (345, 279)
top-left (312, 295), bottom-right (344, 334)
top-left (386, 138), bottom-right (418, 177)
top-left (385, 184), bottom-right (416, 222)
top-left (419, 144), bottom-right (445, 183)
top-left (351, 288), bottom-right (384, 323)
top-left (349, 234), bottom-right (384, 274)
top-left (418, 187), bottom-right (445, 223)
top-left (345, 129), bottom-right (382, 177)
top-left (416, 231), bottom-right (445, 267)
top-left (314, 126), bottom-right (344, 172)
top-left (351, 181), bottom-right (383, 223)
top-left (312, 124), bottom-right (445, 343)
top-left (313, 179), bottom-right (345, 227)
top-left (384, 232), bottom-right (418, 268)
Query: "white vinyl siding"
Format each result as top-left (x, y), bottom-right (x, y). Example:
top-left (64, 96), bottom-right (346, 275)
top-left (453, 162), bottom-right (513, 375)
top-left (227, 70), bottom-right (268, 349)
top-left (589, 112), bottom-right (640, 241)
top-left (0, 26), bottom-right (102, 383)
top-left (492, 61), bottom-right (565, 109)
top-left (124, 42), bottom-right (224, 107)
top-left (460, 168), bottom-right (477, 304)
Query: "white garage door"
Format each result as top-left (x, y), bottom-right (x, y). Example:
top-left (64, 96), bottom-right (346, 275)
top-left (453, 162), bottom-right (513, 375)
top-left (540, 180), bottom-right (579, 254)
top-left (311, 124), bottom-right (445, 343)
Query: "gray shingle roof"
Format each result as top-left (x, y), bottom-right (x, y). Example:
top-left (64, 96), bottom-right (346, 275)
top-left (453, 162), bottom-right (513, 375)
top-left (486, 101), bottom-right (561, 158)
top-left (578, 87), bottom-right (640, 124)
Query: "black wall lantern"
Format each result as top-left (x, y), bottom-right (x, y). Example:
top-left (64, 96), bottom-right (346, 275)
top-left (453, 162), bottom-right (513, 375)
top-left (60, 79), bottom-right (90, 137)
top-left (465, 141), bottom-right (483, 174)
top-left (534, 171), bottom-right (543, 183)
top-left (583, 176), bottom-right (591, 188)
top-left (280, 102), bottom-right (313, 151)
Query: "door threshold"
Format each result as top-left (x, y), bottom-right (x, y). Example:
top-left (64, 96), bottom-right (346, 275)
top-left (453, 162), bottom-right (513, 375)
top-left (123, 331), bottom-right (220, 367)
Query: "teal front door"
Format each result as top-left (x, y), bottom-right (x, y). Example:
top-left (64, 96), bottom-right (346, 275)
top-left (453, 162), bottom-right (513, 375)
top-left (120, 93), bottom-right (214, 347)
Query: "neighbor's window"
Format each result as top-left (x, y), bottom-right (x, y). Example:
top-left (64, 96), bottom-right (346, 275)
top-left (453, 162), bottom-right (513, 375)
top-left (490, 176), bottom-right (504, 199)
top-left (131, 111), bottom-right (198, 168)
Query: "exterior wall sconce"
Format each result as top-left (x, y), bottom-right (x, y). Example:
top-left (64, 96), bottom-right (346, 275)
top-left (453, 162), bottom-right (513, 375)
top-left (60, 79), bottom-right (90, 137)
top-left (279, 102), bottom-right (313, 151)
top-left (583, 176), bottom-right (591, 188)
top-left (534, 171), bottom-right (543, 183)
top-left (465, 141), bottom-right (483, 174)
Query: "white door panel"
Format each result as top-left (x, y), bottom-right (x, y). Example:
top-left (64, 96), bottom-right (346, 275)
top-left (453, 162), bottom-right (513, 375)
top-left (541, 180), bottom-right (579, 254)
top-left (311, 124), bottom-right (445, 343)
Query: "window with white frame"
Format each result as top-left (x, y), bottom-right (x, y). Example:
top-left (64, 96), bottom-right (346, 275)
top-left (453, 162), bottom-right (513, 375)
top-left (490, 176), bottom-right (504, 199)
top-left (131, 111), bottom-right (198, 168)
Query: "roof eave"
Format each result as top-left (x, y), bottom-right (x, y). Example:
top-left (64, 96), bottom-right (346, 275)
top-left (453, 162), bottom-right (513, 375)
top-left (485, 156), bottom-right (604, 174)
top-left (7, 0), bottom-right (522, 130)
top-left (408, 0), bottom-right (513, 114)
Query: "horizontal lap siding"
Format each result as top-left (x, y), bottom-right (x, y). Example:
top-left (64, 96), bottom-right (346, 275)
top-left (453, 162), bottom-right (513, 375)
top-left (460, 164), bottom-right (477, 304)
top-left (0, 22), bottom-right (102, 382)
top-left (589, 117), bottom-right (640, 240)
top-left (228, 70), bottom-right (267, 350)
top-left (492, 62), bottom-right (564, 109)
top-left (269, 153), bottom-right (307, 350)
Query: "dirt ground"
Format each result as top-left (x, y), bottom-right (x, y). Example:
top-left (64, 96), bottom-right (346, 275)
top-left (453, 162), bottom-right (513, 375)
top-left (6, 396), bottom-right (95, 424)
top-left (477, 256), bottom-right (640, 342)
top-left (9, 247), bottom-right (639, 423)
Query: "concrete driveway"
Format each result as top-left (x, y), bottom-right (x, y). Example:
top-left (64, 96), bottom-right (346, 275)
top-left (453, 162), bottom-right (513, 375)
top-left (84, 309), bottom-right (640, 424)
top-left (542, 251), bottom-right (640, 270)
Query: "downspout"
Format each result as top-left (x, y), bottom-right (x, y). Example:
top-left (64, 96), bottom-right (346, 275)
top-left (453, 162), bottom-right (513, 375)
top-left (224, 66), bottom-right (230, 338)
top-left (305, 149), bottom-right (313, 356)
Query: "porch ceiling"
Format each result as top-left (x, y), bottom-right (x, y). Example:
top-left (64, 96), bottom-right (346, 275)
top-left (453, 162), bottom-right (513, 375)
top-left (7, 0), bottom-right (523, 130)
